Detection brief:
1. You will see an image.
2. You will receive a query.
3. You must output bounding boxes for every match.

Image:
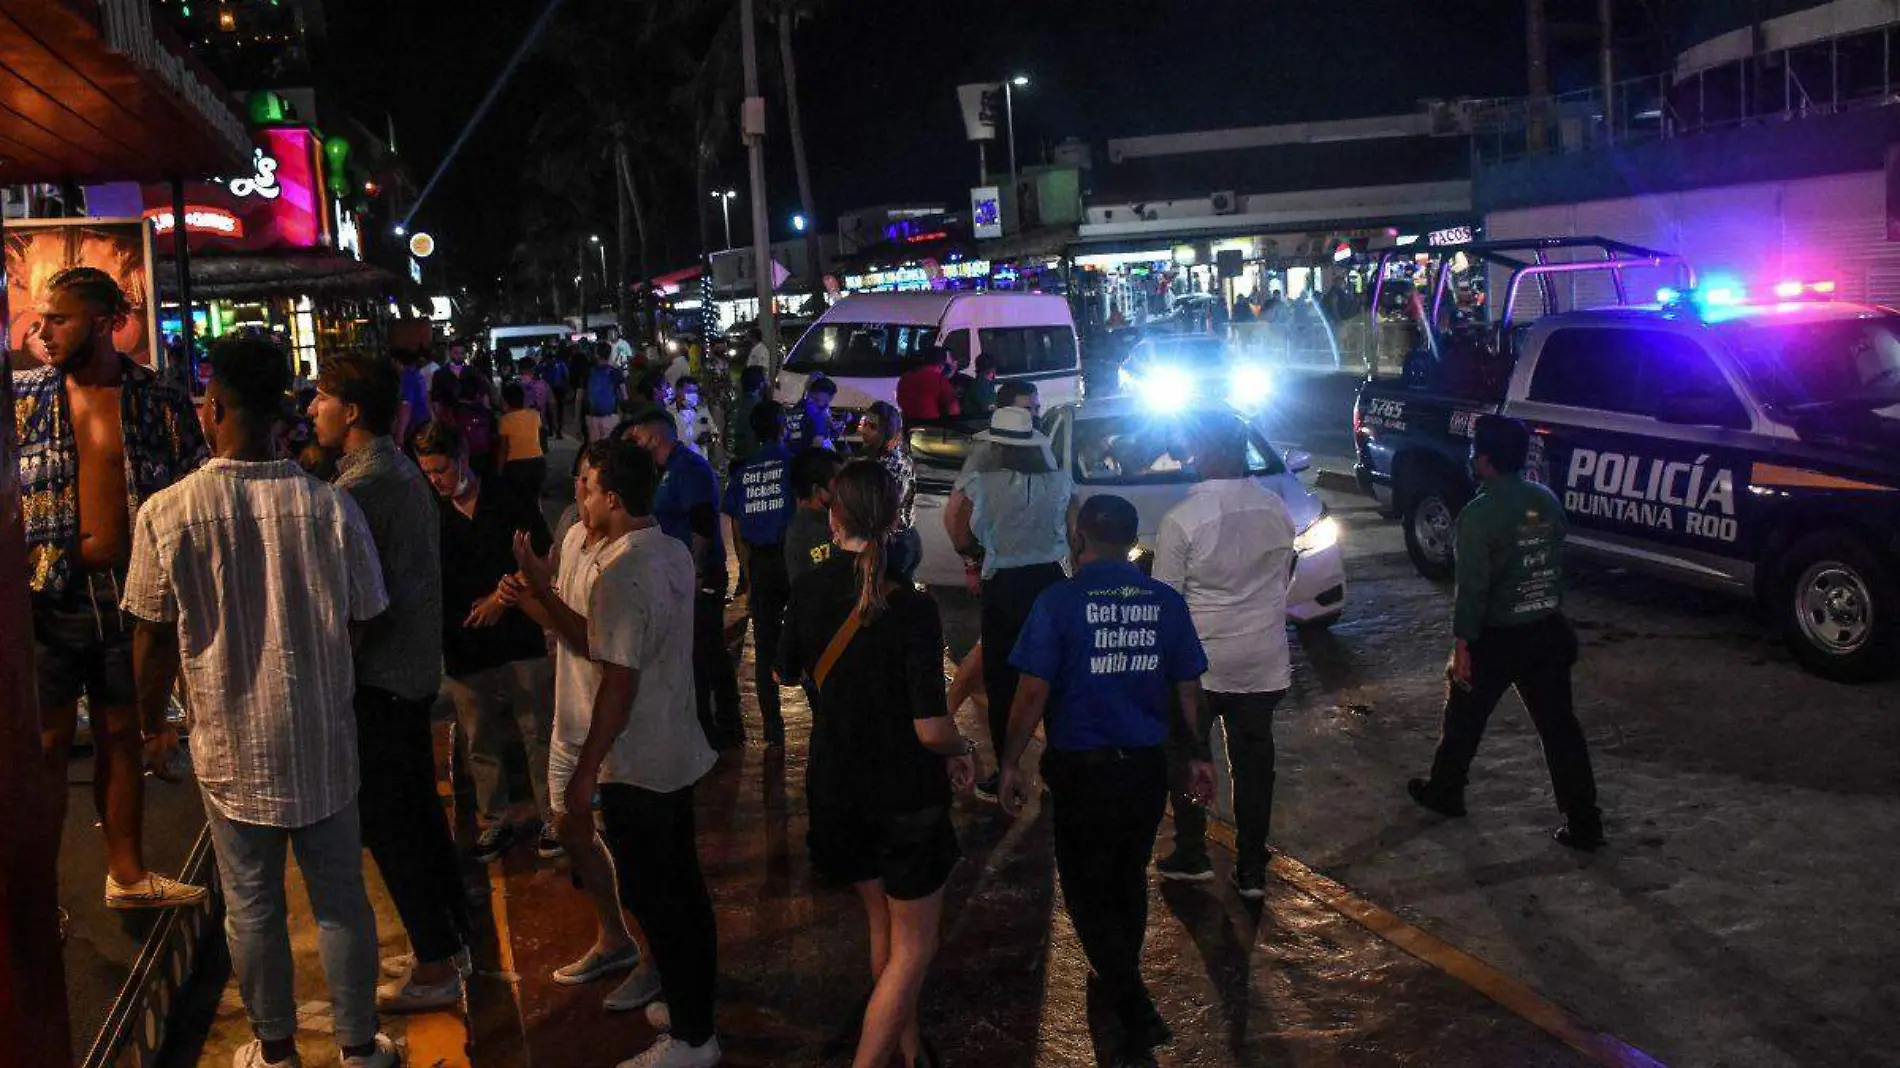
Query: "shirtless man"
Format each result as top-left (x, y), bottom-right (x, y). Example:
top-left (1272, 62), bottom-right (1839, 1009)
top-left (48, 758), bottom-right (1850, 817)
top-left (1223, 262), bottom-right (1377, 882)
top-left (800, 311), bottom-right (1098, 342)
top-left (14, 267), bottom-right (208, 908)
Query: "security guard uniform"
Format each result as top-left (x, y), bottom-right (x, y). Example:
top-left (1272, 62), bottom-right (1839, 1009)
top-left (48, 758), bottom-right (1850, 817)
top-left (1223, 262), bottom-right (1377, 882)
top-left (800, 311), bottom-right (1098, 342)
top-left (1415, 471), bottom-right (1604, 843)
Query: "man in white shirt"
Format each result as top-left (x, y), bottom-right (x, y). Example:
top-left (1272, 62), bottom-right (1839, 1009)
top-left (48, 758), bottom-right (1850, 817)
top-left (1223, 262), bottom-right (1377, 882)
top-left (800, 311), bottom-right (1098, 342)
top-left (744, 326), bottom-right (771, 372)
top-left (507, 440), bottom-right (722, 1068)
top-left (1150, 417), bottom-right (1296, 900)
top-left (123, 337), bottom-right (398, 1068)
top-left (609, 328), bottom-right (636, 370)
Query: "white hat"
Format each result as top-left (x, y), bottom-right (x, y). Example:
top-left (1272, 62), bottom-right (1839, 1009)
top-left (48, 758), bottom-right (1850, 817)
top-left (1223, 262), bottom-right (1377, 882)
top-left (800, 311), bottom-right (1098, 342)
top-left (973, 404), bottom-right (1052, 449)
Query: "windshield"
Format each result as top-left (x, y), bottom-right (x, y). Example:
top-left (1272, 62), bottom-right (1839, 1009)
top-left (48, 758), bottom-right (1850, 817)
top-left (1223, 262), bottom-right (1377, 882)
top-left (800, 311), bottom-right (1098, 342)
top-left (1071, 409), bottom-right (1285, 485)
top-left (784, 322), bottom-right (941, 376)
top-left (1723, 315), bottom-right (1900, 408)
top-left (1128, 336), bottom-right (1230, 367)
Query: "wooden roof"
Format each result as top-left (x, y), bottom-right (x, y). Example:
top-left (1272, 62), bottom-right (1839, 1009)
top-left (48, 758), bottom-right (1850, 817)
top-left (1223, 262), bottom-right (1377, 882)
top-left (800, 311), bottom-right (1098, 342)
top-left (0, 0), bottom-right (249, 184)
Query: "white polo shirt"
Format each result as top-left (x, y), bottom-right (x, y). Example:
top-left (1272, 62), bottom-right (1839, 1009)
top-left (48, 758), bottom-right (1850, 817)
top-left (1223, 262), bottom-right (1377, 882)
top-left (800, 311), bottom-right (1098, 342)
top-left (1152, 478), bottom-right (1297, 694)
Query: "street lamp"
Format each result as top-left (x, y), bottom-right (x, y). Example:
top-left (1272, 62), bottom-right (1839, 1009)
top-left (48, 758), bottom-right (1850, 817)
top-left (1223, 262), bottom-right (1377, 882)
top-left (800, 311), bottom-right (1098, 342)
top-left (791, 213), bottom-right (807, 233)
top-left (1005, 74), bottom-right (1029, 196)
top-left (590, 234), bottom-right (607, 285)
top-left (712, 189), bottom-right (738, 250)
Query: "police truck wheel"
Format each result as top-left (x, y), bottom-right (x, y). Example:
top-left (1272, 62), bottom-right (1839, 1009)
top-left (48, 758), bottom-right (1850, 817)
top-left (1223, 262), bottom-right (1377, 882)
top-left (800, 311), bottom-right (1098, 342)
top-left (1403, 484), bottom-right (1459, 582)
top-left (1778, 530), bottom-right (1899, 683)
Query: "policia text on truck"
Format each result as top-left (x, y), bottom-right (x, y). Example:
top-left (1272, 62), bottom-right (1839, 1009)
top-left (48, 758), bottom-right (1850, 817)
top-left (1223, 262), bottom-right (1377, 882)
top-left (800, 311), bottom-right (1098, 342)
top-left (1353, 238), bottom-right (1900, 681)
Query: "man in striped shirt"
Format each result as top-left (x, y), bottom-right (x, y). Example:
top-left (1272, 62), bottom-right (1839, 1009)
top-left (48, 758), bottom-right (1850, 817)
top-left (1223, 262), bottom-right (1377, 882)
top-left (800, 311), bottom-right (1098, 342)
top-left (123, 337), bottom-right (398, 1068)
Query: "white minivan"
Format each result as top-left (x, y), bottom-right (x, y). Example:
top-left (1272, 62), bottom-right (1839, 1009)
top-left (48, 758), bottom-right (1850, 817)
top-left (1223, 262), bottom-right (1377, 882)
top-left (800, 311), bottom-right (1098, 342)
top-left (774, 292), bottom-right (1081, 424)
top-left (490, 324), bottom-right (570, 364)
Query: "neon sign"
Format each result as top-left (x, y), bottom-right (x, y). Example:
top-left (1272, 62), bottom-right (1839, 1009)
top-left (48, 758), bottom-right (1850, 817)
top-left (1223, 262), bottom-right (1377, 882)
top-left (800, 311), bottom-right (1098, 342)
top-left (1427, 226), bottom-right (1473, 247)
top-left (145, 206), bottom-right (245, 238)
top-left (225, 148), bottom-right (282, 200)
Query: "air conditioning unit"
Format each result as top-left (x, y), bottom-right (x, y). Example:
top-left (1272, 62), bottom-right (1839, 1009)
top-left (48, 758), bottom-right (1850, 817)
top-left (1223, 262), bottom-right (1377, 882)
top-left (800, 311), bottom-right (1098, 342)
top-left (1210, 191), bottom-right (1239, 215)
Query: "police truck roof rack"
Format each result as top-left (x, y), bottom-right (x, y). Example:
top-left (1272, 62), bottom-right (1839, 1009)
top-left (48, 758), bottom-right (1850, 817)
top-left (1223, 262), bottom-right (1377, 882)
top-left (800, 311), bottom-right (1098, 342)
top-left (1371, 236), bottom-right (1697, 365)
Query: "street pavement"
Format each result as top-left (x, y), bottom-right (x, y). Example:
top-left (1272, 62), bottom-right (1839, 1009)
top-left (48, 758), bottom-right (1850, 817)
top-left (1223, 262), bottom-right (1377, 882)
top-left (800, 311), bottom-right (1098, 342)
top-left (164, 383), bottom-right (1900, 1067)
top-left (168, 629), bottom-right (1597, 1068)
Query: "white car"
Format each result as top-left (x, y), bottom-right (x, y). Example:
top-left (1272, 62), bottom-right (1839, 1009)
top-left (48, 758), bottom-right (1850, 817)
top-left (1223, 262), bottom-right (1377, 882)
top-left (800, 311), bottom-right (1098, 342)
top-left (911, 396), bottom-right (1347, 626)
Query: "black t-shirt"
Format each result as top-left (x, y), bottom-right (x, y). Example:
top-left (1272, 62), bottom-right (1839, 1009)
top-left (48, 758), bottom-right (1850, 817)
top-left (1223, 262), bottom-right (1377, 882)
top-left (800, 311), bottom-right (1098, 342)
top-left (778, 552), bottom-right (950, 813)
top-left (438, 477), bottom-right (553, 677)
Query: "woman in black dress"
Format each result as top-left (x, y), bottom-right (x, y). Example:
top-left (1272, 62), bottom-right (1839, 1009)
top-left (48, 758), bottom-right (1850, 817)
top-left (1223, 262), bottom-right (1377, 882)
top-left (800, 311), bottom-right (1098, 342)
top-left (778, 460), bottom-right (976, 1068)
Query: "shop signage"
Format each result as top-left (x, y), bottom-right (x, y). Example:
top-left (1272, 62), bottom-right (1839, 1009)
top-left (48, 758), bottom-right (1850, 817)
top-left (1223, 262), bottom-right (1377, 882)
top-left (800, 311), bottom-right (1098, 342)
top-left (845, 259), bottom-right (991, 292)
top-left (335, 203), bottom-right (362, 260)
top-left (1427, 226), bottom-right (1474, 247)
top-left (409, 257), bottom-right (424, 283)
top-left (144, 206), bottom-right (245, 238)
top-left (409, 232), bottom-right (436, 259)
top-left (972, 186), bottom-right (1003, 240)
top-left (138, 126), bottom-right (330, 253)
top-left (225, 148), bottom-right (282, 200)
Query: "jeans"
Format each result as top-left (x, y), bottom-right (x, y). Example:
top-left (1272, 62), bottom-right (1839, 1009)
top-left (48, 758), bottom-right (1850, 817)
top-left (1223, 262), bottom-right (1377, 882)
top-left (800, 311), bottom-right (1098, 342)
top-left (744, 543), bottom-right (790, 744)
top-left (1043, 746), bottom-right (1168, 1029)
top-left (887, 526), bottom-right (923, 585)
top-left (600, 782), bottom-right (719, 1046)
top-left (443, 658), bottom-right (554, 826)
top-left (206, 798), bottom-right (380, 1047)
top-left (694, 592), bottom-right (744, 747)
top-left (1168, 690), bottom-right (1284, 876)
top-left (980, 563), bottom-right (1067, 757)
top-left (1427, 615), bottom-right (1601, 827)
top-left (355, 687), bottom-right (469, 963)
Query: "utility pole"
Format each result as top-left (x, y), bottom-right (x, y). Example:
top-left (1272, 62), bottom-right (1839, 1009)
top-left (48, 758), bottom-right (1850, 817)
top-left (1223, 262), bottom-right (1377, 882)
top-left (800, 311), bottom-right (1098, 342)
top-left (1527, 0), bottom-right (1549, 153)
top-left (1599, 0), bottom-right (1615, 143)
top-left (741, 0), bottom-right (778, 371)
top-left (576, 236), bottom-right (587, 335)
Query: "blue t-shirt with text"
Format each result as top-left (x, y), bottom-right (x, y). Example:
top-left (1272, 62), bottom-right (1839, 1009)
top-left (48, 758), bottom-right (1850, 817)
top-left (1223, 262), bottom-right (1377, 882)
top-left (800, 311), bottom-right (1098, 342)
top-left (783, 399), bottom-right (834, 453)
top-left (654, 445), bottom-right (723, 559)
top-left (1009, 560), bottom-right (1208, 752)
top-left (721, 444), bottom-right (794, 547)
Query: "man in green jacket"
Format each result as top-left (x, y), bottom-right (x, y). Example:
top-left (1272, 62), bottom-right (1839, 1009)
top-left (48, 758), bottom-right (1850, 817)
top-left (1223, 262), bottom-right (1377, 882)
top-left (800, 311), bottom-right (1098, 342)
top-left (1408, 415), bottom-right (1604, 851)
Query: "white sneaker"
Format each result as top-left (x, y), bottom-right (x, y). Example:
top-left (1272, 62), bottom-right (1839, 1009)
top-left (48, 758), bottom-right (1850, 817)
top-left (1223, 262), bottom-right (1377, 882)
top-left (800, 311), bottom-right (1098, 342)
top-left (340, 1033), bottom-right (400, 1068)
top-left (381, 946), bottom-right (473, 980)
top-left (552, 941), bottom-right (641, 985)
top-left (232, 1041), bottom-right (302, 1068)
top-left (377, 972), bottom-right (463, 1013)
top-left (616, 1035), bottom-right (721, 1068)
top-left (106, 872), bottom-right (209, 910)
top-left (603, 966), bottom-right (663, 1012)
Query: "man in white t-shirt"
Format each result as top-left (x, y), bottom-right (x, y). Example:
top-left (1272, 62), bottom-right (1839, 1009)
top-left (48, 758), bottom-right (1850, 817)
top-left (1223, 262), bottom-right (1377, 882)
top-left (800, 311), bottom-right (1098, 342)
top-left (744, 326), bottom-right (771, 372)
top-left (506, 440), bottom-right (721, 1068)
top-left (1149, 416), bottom-right (1296, 901)
top-left (609, 328), bottom-right (636, 370)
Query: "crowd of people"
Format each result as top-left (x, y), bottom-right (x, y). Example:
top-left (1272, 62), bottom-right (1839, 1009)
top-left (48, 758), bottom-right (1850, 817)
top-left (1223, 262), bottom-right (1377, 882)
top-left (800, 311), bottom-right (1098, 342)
top-left (17, 267), bottom-right (1605, 1068)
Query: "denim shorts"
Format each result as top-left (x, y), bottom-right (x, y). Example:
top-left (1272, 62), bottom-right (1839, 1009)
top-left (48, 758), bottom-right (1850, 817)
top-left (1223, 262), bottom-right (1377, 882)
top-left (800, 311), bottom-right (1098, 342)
top-left (33, 570), bottom-right (137, 710)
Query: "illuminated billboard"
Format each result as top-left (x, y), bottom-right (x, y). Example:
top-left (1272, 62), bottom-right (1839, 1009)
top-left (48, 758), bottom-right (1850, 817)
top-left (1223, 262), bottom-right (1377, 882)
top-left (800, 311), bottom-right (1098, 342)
top-left (140, 126), bottom-right (333, 253)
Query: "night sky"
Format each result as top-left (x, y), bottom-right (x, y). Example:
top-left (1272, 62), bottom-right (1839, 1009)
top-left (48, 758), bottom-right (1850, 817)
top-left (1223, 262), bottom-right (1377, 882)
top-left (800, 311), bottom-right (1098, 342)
top-left (322, 0), bottom-right (1662, 292)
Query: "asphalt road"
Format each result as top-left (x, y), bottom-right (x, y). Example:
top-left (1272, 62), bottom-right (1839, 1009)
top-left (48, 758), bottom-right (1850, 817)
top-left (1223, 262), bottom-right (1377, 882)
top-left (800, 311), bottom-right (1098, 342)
top-left (927, 460), bottom-right (1900, 1068)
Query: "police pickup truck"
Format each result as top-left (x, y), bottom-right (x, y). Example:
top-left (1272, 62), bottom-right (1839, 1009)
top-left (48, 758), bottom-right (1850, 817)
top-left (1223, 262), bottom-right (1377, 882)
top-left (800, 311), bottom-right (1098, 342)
top-left (1355, 282), bottom-right (1900, 681)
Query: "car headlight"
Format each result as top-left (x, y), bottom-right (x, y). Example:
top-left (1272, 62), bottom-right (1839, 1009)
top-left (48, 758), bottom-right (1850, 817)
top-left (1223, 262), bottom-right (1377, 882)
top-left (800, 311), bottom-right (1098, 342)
top-left (1294, 514), bottom-right (1340, 555)
top-left (1134, 364), bottom-right (1194, 413)
top-left (1229, 365), bottom-right (1272, 407)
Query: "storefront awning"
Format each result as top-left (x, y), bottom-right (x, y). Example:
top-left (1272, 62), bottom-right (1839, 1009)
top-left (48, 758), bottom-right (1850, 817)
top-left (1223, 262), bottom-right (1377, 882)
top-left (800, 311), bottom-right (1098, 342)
top-left (0, 0), bottom-right (251, 183)
top-left (153, 252), bottom-right (402, 299)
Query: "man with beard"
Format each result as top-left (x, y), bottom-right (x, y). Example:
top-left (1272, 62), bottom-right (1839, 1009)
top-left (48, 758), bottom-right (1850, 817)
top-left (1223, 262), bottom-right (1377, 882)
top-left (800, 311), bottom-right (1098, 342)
top-left (14, 267), bottom-right (209, 911)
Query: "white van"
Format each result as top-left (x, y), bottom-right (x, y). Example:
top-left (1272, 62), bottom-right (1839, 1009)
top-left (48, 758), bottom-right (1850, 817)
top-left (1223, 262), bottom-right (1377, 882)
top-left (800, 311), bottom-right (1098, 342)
top-left (490, 324), bottom-right (570, 365)
top-left (774, 292), bottom-right (1081, 417)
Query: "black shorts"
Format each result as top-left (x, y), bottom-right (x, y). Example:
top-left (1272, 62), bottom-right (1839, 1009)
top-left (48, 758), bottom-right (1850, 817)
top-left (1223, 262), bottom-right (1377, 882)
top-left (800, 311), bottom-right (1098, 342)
top-left (808, 804), bottom-right (961, 901)
top-left (32, 570), bottom-right (137, 710)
